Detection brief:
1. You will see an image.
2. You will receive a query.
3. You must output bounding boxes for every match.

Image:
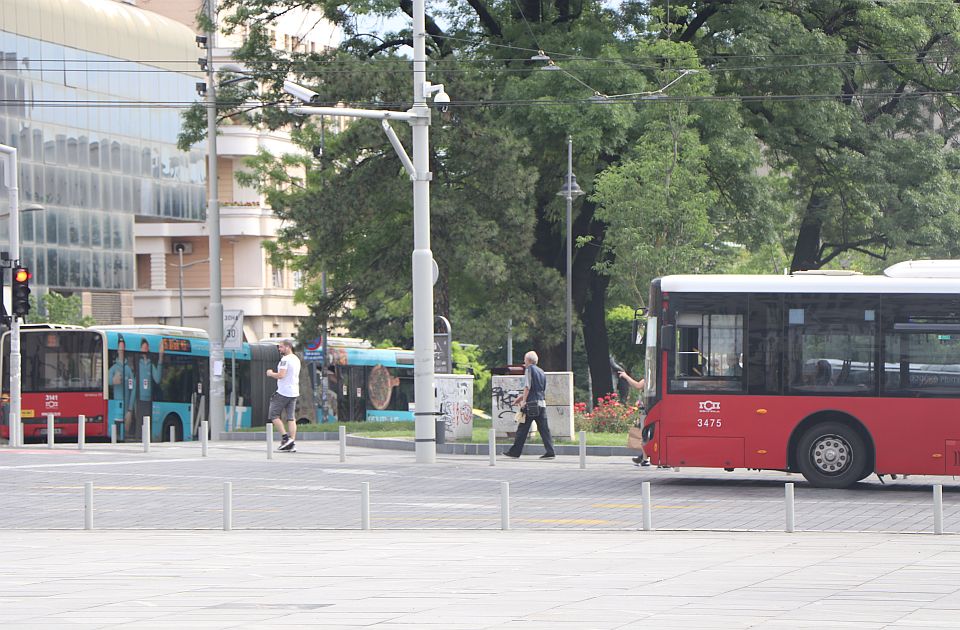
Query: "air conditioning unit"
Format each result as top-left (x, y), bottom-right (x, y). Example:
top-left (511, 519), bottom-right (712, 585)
top-left (172, 242), bottom-right (193, 254)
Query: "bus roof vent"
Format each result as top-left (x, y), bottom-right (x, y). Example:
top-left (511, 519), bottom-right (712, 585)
top-left (884, 260), bottom-right (960, 278)
top-left (791, 269), bottom-right (862, 276)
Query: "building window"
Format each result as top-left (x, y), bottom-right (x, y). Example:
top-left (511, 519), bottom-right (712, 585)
top-left (272, 266), bottom-right (283, 288)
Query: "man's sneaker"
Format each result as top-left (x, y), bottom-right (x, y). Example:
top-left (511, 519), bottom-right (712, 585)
top-left (278, 439), bottom-right (296, 452)
top-left (640, 458), bottom-right (651, 467)
top-left (278, 434), bottom-right (291, 449)
top-left (502, 451), bottom-right (519, 458)
top-left (539, 453), bottom-right (556, 460)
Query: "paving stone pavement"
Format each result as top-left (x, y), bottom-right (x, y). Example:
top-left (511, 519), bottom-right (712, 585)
top-left (2, 529), bottom-right (960, 629)
top-left (1, 440), bottom-right (959, 532)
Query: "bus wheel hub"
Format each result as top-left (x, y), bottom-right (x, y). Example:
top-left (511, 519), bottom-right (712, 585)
top-left (813, 436), bottom-right (850, 474)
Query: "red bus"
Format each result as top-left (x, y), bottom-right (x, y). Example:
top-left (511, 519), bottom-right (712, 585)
top-left (640, 261), bottom-right (960, 488)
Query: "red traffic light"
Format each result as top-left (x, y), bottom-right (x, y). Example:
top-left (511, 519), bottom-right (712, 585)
top-left (14, 269), bottom-right (30, 283)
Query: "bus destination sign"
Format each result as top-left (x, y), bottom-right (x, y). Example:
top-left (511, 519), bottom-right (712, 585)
top-left (162, 337), bottom-right (192, 353)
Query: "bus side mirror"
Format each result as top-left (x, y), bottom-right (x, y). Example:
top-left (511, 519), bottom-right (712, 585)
top-left (632, 307), bottom-right (647, 346)
top-left (661, 325), bottom-right (675, 351)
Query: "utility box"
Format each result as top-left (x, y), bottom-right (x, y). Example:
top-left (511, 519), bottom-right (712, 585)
top-left (435, 374), bottom-right (473, 442)
top-left (491, 371), bottom-right (573, 439)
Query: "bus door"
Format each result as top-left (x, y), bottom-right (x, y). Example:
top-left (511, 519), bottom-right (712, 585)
top-left (337, 367), bottom-right (368, 422)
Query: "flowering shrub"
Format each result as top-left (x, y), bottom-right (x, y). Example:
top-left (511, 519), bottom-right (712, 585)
top-left (573, 393), bottom-right (641, 433)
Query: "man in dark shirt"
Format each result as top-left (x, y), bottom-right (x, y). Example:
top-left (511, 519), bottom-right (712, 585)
top-left (502, 350), bottom-right (557, 460)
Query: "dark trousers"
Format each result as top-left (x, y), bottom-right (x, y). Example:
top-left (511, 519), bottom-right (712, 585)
top-left (506, 407), bottom-right (555, 457)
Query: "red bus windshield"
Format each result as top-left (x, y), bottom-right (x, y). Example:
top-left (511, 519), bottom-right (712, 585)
top-left (3, 331), bottom-right (104, 393)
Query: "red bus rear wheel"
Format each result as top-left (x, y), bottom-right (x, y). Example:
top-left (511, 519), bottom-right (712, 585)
top-left (797, 421), bottom-right (868, 489)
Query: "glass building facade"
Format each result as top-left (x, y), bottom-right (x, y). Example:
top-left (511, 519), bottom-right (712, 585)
top-left (0, 27), bottom-right (205, 292)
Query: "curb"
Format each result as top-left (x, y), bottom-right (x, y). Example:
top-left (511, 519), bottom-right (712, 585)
top-left (222, 431), bottom-right (637, 457)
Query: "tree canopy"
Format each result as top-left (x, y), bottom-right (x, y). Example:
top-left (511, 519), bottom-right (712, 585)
top-left (183, 0), bottom-right (960, 399)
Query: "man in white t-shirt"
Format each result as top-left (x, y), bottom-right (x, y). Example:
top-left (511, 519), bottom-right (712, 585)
top-left (267, 339), bottom-right (301, 452)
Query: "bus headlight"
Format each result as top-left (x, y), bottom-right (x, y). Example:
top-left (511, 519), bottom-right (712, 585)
top-left (642, 422), bottom-right (655, 443)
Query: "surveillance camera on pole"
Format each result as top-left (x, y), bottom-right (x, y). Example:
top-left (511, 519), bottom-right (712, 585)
top-left (283, 81), bottom-right (320, 104)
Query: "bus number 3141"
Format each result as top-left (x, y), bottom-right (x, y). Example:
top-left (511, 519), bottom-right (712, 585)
top-left (697, 418), bottom-right (722, 428)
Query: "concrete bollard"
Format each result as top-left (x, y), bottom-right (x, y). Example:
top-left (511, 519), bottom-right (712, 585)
top-left (579, 431), bottom-right (587, 469)
top-left (142, 416), bottom-right (151, 453)
top-left (223, 482), bottom-right (233, 531)
top-left (201, 420), bottom-right (208, 457)
top-left (169, 425), bottom-right (176, 444)
top-left (266, 426), bottom-right (274, 460)
top-left (934, 484), bottom-right (944, 535)
top-left (339, 425), bottom-right (346, 463)
top-left (47, 413), bottom-right (55, 448)
top-left (110, 422), bottom-right (117, 445)
top-left (360, 482), bottom-right (371, 530)
top-left (785, 482), bottom-right (795, 533)
top-left (488, 429), bottom-right (496, 467)
top-left (84, 482), bottom-right (93, 530)
top-left (77, 415), bottom-right (85, 450)
top-left (501, 481), bottom-right (511, 530)
top-left (642, 481), bottom-right (653, 531)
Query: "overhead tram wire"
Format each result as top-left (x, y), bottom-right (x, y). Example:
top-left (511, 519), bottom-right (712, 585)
top-left (6, 89), bottom-right (953, 111)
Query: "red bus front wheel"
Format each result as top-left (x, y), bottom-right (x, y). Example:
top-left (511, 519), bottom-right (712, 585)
top-left (797, 421), bottom-right (869, 489)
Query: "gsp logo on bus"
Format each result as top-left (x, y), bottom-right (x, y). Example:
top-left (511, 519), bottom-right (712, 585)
top-left (697, 400), bottom-right (722, 429)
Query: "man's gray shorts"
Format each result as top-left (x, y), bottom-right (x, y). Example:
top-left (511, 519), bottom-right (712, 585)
top-left (268, 392), bottom-right (298, 421)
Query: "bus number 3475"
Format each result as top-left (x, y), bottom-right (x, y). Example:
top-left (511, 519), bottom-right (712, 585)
top-left (697, 418), bottom-right (722, 428)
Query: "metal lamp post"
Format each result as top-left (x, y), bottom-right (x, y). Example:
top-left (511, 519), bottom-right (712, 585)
top-left (0, 144), bottom-right (21, 446)
top-left (263, 0), bottom-right (444, 463)
top-left (556, 136), bottom-right (584, 373)
top-left (202, 0), bottom-right (226, 440)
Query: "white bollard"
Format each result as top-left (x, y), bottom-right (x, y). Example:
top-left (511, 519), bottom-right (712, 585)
top-left (642, 481), bottom-right (653, 531)
top-left (488, 429), bottom-right (496, 467)
top-left (339, 425), bottom-right (346, 463)
top-left (934, 484), bottom-right (944, 535)
top-left (501, 481), bottom-right (511, 530)
top-left (142, 416), bottom-right (151, 453)
top-left (223, 482), bottom-right (233, 531)
top-left (110, 422), bottom-right (117, 445)
top-left (579, 430), bottom-right (587, 469)
top-left (169, 425), bottom-right (176, 444)
top-left (201, 420), bottom-right (208, 457)
top-left (77, 415), bottom-right (85, 450)
top-left (47, 413), bottom-right (55, 448)
top-left (84, 482), bottom-right (93, 530)
top-left (266, 426), bottom-right (274, 460)
top-left (360, 482), bottom-right (371, 530)
top-left (785, 482), bottom-right (795, 533)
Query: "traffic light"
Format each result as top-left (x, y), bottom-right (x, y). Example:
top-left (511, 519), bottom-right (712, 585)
top-left (11, 266), bottom-right (30, 318)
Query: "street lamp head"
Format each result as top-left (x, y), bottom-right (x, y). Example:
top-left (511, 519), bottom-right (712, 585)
top-left (531, 50), bottom-right (551, 62)
top-left (557, 174), bottom-right (585, 198)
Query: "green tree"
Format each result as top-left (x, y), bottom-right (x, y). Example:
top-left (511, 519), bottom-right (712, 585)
top-left (665, 0), bottom-right (960, 271)
top-left (32, 292), bottom-right (96, 326)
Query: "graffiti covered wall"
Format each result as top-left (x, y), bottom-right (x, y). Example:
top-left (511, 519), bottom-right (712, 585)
top-left (436, 374), bottom-right (473, 441)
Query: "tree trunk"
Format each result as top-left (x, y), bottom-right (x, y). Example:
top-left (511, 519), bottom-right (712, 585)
top-left (582, 267), bottom-right (613, 402)
top-left (790, 191), bottom-right (828, 272)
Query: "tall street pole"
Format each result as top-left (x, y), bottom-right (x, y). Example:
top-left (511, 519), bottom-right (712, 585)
top-left (565, 135), bottom-right (573, 373)
top-left (410, 0), bottom-right (437, 464)
top-left (282, 0), bottom-right (440, 463)
top-left (0, 144), bottom-right (21, 447)
top-left (205, 0), bottom-right (226, 439)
